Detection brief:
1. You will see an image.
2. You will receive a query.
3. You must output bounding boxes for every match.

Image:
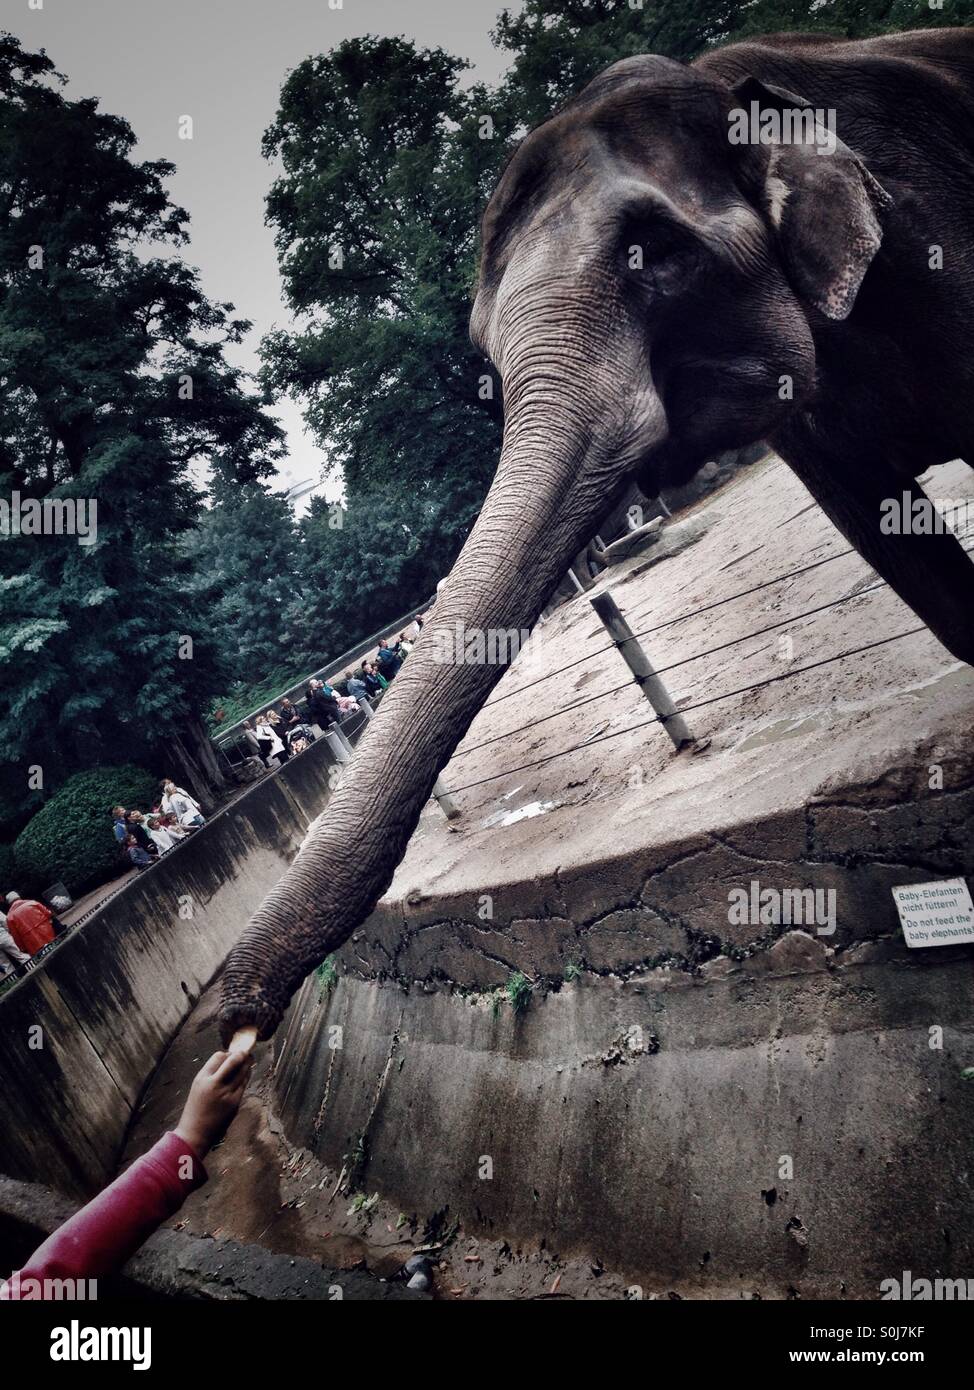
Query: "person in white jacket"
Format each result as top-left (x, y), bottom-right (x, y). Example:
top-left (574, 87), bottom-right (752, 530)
top-left (160, 780), bottom-right (205, 829)
top-left (145, 816), bottom-right (182, 853)
top-left (0, 909), bottom-right (30, 978)
top-left (254, 715), bottom-right (285, 764)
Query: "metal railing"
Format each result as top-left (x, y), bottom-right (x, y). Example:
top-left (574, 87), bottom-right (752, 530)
top-left (211, 594), bottom-right (434, 753)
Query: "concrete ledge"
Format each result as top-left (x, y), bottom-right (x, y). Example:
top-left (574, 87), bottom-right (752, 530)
top-left (334, 774), bottom-right (974, 991)
top-left (0, 737), bottom-right (341, 1198)
top-left (273, 733), bottom-right (974, 1293)
top-left (0, 1176), bottom-right (423, 1300)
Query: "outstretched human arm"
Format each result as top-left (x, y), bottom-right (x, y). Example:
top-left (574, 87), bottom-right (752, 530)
top-left (1, 1049), bottom-right (252, 1297)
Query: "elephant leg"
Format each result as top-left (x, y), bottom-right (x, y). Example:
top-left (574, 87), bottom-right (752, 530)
top-left (777, 444), bottom-right (974, 665)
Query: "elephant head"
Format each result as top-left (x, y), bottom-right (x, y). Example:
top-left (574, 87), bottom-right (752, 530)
top-left (219, 53), bottom-right (956, 1043)
top-left (470, 56), bottom-right (898, 496)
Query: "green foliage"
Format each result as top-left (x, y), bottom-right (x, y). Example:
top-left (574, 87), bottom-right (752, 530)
top-left (505, 970), bottom-right (533, 1015)
top-left (314, 956), bottom-right (338, 993)
top-left (346, 1191), bottom-right (379, 1217)
top-left (198, 481), bottom-right (450, 722)
top-left (0, 761), bottom-right (46, 846)
top-left (207, 665), bottom-right (310, 734)
top-left (13, 763), bottom-right (159, 895)
top-left (492, 0), bottom-right (974, 128)
top-left (491, 0), bottom-right (729, 127)
top-left (716, 0), bottom-right (974, 44)
top-left (184, 476), bottom-right (305, 690)
top-left (0, 33), bottom-right (284, 797)
top-left (296, 489), bottom-right (445, 659)
top-left (486, 972), bottom-right (533, 1017)
top-left (261, 35), bottom-right (510, 579)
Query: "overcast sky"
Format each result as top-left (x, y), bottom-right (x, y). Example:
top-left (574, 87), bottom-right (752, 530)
top-left (7, 0), bottom-right (524, 493)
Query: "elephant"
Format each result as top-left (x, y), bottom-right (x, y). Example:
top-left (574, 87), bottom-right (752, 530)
top-left (220, 27), bottom-right (974, 1044)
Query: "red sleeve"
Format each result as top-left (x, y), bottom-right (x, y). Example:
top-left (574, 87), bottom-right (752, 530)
top-left (1, 1132), bottom-right (206, 1298)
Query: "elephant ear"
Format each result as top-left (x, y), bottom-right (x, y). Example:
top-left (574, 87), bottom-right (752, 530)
top-left (731, 76), bottom-right (892, 321)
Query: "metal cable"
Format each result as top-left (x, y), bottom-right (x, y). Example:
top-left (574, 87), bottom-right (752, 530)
top-left (481, 504), bottom-right (972, 712)
top-left (447, 624), bottom-right (927, 796)
top-left (483, 545), bottom-right (855, 711)
top-left (454, 580), bottom-right (889, 762)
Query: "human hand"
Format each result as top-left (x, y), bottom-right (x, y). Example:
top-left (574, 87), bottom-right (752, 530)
top-left (175, 1049), bottom-right (253, 1158)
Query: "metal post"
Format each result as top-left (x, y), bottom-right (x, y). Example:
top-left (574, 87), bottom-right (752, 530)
top-left (332, 723), bottom-right (356, 759)
top-left (589, 589), bottom-right (694, 750)
top-left (568, 567), bottom-right (586, 595)
top-left (431, 775), bottom-right (460, 820)
top-left (325, 729), bottom-right (351, 765)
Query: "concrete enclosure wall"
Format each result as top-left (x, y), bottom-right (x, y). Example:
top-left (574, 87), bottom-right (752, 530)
top-left (0, 739), bottom-right (340, 1198)
top-left (273, 776), bottom-right (974, 1296)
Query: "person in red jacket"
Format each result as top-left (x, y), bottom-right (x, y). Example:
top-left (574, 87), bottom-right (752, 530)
top-left (4, 891), bottom-right (57, 956)
top-left (1, 1048), bottom-right (253, 1299)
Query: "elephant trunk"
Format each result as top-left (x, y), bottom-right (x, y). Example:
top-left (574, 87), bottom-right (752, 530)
top-left (218, 399), bottom-right (637, 1043)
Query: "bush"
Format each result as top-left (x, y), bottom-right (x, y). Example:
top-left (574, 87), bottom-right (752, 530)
top-left (13, 764), bottom-right (160, 896)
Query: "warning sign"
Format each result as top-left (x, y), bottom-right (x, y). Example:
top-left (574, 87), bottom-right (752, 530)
top-left (891, 878), bottom-right (974, 948)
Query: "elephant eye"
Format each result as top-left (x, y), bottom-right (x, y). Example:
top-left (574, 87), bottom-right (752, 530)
top-left (621, 221), bottom-right (701, 295)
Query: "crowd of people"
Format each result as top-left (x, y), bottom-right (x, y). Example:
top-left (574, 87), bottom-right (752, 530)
top-left (239, 626), bottom-right (419, 770)
top-left (112, 779), bottom-right (206, 872)
top-left (0, 780), bottom-right (208, 983)
top-left (0, 626), bottom-right (423, 986)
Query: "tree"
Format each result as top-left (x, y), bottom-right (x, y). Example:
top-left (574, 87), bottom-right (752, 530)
top-left (0, 33), bottom-right (285, 814)
top-left (492, 0), bottom-right (974, 128)
top-left (13, 763), bottom-right (159, 896)
top-left (261, 36), bottom-right (513, 559)
top-left (491, 0), bottom-right (733, 127)
top-left (295, 481), bottom-right (462, 662)
top-left (183, 474), bottom-right (305, 682)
